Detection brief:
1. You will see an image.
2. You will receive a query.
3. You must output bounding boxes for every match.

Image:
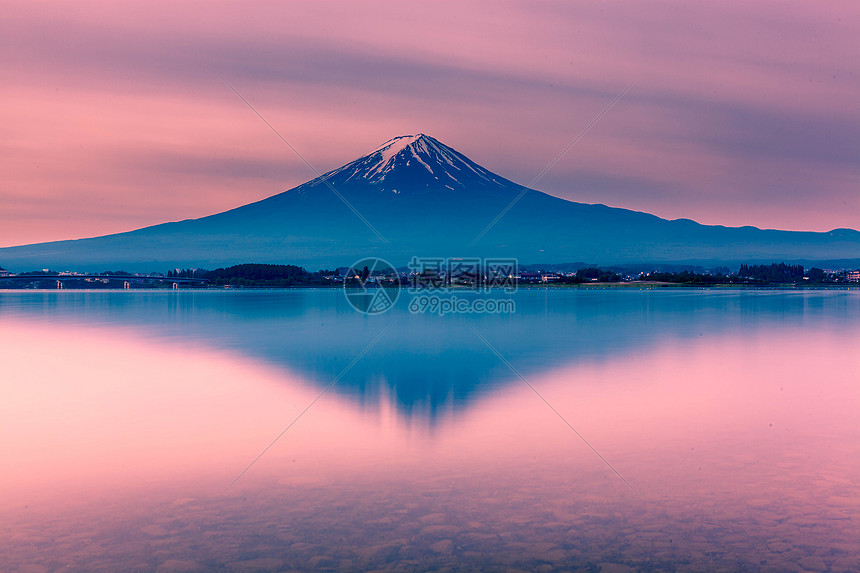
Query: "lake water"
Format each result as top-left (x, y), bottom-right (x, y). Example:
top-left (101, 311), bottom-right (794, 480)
top-left (1, 288), bottom-right (858, 572)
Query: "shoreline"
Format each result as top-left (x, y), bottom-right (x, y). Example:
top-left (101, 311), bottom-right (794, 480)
top-left (2, 282), bottom-right (859, 292)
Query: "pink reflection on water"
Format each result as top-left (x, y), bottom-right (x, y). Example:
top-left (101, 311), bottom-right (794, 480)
top-left (442, 328), bottom-right (860, 492)
top-left (1, 317), bottom-right (859, 570)
top-left (3, 318), bottom-right (859, 499)
top-left (0, 319), bottom-right (392, 504)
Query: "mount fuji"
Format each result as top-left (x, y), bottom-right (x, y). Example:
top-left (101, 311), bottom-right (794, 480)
top-left (3, 134), bottom-right (860, 271)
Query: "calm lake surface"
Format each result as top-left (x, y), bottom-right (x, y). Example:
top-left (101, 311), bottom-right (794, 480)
top-left (2, 288), bottom-right (858, 572)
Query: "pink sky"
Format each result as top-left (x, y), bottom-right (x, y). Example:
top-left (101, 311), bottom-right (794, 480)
top-left (2, 1), bottom-right (858, 247)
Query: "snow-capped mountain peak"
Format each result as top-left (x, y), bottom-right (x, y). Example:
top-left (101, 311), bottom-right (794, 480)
top-left (325, 134), bottom-right (503, 191)
top-left (366, 134), bottom-right (429, 178)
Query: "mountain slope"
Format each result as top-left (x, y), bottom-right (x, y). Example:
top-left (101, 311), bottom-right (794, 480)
top-left (3, 134), bottom-right (860, 271)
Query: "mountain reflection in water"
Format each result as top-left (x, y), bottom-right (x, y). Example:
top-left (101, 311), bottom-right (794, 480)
top-left (3, 288), bottom-right (856, 425)
top-left (2, 288), bottom-right (859, 572)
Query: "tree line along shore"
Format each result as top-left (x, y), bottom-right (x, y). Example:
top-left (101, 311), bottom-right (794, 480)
top-left (1, 262), bottom-right (859, 289)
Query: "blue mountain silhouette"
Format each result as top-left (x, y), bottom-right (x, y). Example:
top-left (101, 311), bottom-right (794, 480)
top-left (3, 134), bottom-right (860, 271)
